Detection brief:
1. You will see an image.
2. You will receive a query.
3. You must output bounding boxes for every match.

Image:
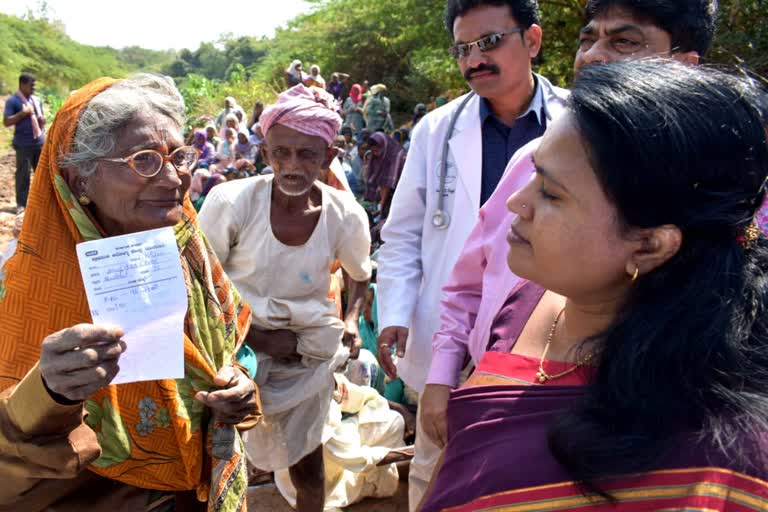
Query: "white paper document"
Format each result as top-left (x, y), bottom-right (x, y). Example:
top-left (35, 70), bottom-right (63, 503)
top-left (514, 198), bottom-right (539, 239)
top-left (76, 227), bottom-right (188, 384)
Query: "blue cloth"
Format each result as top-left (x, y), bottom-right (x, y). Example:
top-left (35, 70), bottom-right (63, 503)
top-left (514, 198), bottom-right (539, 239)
top-left (4, 94), bottom-right (45, 147)
top-left (236, 344), bottom-right (259, 378)
top-left (478, 85), bottom-right (546, 205)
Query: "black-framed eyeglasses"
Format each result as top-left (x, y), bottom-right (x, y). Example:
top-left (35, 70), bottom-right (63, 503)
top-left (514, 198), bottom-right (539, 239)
top-left (98, 146), bottom-right (199, 178)
top-left (449, 28), bottom-right (524, 59)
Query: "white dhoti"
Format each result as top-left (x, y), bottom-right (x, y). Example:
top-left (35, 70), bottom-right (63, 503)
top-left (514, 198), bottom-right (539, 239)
top-left (274, 375), bottom-right (404, 510)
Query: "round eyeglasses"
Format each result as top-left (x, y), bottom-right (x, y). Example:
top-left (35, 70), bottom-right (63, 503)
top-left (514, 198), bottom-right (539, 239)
top-left (98, 146), bottom-right (199, 178)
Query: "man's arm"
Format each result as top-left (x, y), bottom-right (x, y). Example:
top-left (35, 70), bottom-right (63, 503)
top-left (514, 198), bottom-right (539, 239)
top-left (0, 364), bottom-right (101, 505)
top-left (3, 98), bottom-right (30, 128)
top-left (342, 275), bottom-right (368, 358)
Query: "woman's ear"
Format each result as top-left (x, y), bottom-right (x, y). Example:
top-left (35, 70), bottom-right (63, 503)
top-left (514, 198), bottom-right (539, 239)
top-left (628, 225), bottom-right (683, 277)
top-left (62, 167), bottom-right (86, 198)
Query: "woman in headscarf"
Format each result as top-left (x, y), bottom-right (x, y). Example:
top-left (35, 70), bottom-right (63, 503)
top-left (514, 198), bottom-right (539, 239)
top-left (284, 60), bottom-right (305, 88)
top-left (0, 74), bottom-right (260, 511)
top-left (213, 127), bottom-right (237, 171)
top-left (219, 113), bottom-right (239, 144)
top-left (214, 96), bottom-right (244, 133)
top-left (362, 131), bottom-right (406, 219)
top-left (342, 84), bottom-right (365, 135)
top-left (304, 64), bottom-right (326, 88)
top-left (234, 129), bottom-right (255, 162)
top-left (420, 60), bottom-right (768, 512)
top-left (192, 129), bottom-right (215, 168)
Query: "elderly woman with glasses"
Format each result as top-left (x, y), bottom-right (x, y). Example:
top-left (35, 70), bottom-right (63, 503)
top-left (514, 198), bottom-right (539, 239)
top-left (0, 74), bottom-right (260, 512)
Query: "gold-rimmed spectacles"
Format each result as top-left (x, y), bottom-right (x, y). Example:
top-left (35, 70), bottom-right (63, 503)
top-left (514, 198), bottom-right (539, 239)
top-left (98, 146), bottom-right (199, 178)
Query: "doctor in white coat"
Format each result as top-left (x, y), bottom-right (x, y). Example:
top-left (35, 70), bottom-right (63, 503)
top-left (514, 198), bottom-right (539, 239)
top-left (375, 1), bottom-right (569, 509)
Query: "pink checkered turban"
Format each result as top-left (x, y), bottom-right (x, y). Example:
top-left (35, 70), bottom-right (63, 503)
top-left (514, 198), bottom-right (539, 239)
top-left (260, 84), bottom-right (342, 146)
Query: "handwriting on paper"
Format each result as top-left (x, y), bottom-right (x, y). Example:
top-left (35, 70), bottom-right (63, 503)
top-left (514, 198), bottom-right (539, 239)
top-left (76, 227), bottom-right (187, 384)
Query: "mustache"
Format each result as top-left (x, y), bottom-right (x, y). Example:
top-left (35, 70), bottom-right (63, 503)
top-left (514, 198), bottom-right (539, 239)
top-left (464, 63), bottom-right (500, 81)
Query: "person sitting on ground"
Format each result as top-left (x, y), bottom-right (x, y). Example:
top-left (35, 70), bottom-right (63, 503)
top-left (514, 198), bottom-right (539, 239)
top-left (198, 83), bottom-right (372, 512)
top-left (304, 64), bottom-right (327, 88)
top-left (421, 60), bottom-right (768, 512)
top-left (234, 109), bottom-right (249, 133)
top-left (213, 127), bottom-right (237, 170)
top-left (235, 129), bottom-right (256, 162)
top-left (0, 73), bottom-right (260, 511)
top-left (215, 96), bottom-right (244, 131)
top-left (273, 372), bottom-right (406, 511)
top-left (192, 170), bottom-right (227, 211)
top-left (192, 129), bottom-right (215, 168)
top-left (205, 123), bottom-right (220, 148)
top-left (285, 59), bottom-right (306, 88)
top-left (219, 113), bottom-right (239, 142)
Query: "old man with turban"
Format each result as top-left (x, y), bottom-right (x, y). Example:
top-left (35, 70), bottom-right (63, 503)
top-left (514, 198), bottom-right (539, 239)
top-left (198, 84), bottom-right (372, 511)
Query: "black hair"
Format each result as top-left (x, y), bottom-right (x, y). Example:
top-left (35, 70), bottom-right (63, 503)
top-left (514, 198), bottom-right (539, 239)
top-left (584, 0), bottom-right (718, 56)
top-left (548, 59), bottom-right (768, 494)
top-left (19, 72), bottom-right (36, 86)
top-left (445, 0), bottom-right (540, 34)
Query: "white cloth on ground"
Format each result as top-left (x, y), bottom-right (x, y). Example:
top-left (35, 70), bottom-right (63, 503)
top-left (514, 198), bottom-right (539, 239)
top-left (0, 239), bottom-right (18, 269)
top-left (198, 175), bottom-right (372, 470)
top-left (274, 374), bottom-right (403, 511)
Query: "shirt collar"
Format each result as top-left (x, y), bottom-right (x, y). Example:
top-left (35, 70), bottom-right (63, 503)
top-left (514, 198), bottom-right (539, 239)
top-left (479, 74), bottom-right (545, 125)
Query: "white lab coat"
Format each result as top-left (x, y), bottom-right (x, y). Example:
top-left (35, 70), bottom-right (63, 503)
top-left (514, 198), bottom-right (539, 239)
top-left (377, 74), bottom-right (569, 392)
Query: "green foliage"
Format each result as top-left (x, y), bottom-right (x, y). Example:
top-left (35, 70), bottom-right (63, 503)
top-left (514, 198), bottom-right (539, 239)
top-left (2, 0), bottom-right (766, 132)
top-left (0, 12), bottom-right (174, 95)
top-left (175, 67), bottom-right (278, 132)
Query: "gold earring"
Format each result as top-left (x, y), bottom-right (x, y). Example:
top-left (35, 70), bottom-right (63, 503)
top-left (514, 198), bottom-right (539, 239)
top-left (78, 195), bottom-right (91, 206)
top-left (631, 266), bottom-right (639, 282)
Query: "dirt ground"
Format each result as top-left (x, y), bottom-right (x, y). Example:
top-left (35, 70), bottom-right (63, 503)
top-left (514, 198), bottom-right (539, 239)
top-left (0, 152), bottom-right (17, 250)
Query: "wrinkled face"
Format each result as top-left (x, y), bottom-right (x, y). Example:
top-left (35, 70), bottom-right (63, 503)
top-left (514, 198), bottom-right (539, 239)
top-left (263, 124), bottom-right (334, 197)
top-left (80, 113), bottom-right (190, 236)
top-left (453, 5), bottom-right (539, 100)
top-left (574, 7), bottom-right (675, 73)
top-left (505, 114), bottom-right (634, 302)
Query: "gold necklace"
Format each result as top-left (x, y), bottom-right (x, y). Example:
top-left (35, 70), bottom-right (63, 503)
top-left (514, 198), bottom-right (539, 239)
top-left (535, 307), bottom-right (594, 384)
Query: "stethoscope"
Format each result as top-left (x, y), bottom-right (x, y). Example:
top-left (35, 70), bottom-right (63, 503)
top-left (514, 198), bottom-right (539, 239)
top-left (432, 92), bottom-right (475, 230)
top-left (431, 80), bottom-right (557, 230)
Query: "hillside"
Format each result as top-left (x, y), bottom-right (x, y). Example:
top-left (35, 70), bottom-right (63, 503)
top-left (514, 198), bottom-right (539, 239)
top-left (0, 12), bottom-right (175, 94)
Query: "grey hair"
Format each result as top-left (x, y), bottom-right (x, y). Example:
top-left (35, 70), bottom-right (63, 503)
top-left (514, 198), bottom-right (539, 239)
top-left (59, 73), bottom-right (186, 176)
